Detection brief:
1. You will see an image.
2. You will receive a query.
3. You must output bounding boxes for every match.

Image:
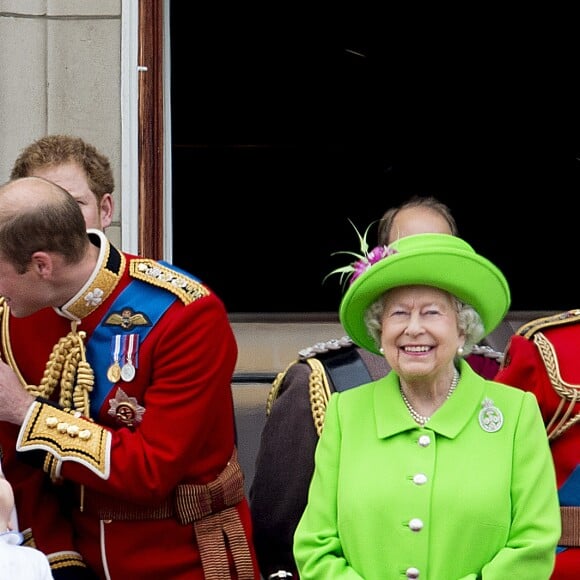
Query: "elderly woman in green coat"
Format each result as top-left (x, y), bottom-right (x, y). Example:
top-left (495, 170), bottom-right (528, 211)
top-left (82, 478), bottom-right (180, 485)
top-left (294, 233), bottom-right (560, 580)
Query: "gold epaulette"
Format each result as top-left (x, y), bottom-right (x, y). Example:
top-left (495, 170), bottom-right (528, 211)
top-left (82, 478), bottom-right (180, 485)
top-left (266, 338), bottom-right (352, 416)
top-left (130, 259), bottom-right (210, 305)
top-left (266, 338), bottom-right (340, 438)
top-left (516, 309), bottom-right (580, 339)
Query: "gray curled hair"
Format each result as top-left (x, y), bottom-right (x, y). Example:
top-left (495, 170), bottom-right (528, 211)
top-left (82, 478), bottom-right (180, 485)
top-left (364, 292), bottom-right (485, 356)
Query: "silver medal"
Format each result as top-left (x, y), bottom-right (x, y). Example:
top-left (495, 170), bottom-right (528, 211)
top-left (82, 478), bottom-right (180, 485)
top-left (121, 363), bottom-right (136, 382)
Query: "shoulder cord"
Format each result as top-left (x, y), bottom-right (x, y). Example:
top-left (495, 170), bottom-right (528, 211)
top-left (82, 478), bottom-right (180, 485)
top-left (265, 357), bottom-right (332, 437)
top-left (0, 298), bottom-right (94, 418)
top-left (265, 360), bottom-right (297, 417)
top-left (306, 358), bottom-right (332, 437)
top-left (534, 332), bottom-right (580, 440)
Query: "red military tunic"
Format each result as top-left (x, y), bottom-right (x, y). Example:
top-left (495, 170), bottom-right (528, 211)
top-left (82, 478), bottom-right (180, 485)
top-left (495, 310), bottom-right (580, 579)
top-left (0, 230), bottom-right (259, 579)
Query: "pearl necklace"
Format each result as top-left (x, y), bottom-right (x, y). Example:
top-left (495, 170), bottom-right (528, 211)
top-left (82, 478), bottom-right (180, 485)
top-left (400, 368), bottom-right (460, 426)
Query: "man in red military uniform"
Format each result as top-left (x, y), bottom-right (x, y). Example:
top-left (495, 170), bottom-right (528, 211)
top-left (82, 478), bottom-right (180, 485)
top-left (0, 177), bottom-right (259, 579)
top-left (495, 309), bottom-right (580, 579)
top-left (1, 134), bottom-right (117, 578)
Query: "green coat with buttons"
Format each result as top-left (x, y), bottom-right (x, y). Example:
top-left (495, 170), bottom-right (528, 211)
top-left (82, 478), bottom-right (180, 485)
top-left (294, 359), bottom-right (560, 579)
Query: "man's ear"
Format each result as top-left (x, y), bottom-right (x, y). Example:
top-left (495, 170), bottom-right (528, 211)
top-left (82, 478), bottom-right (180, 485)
top-left (100, 193), bottom-right (114, 229)
top-left (30, 251), bottom-right (53, 277)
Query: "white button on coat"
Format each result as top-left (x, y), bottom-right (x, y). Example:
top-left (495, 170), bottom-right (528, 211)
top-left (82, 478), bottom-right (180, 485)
top-left (413, 473), bottom-right (428, 485)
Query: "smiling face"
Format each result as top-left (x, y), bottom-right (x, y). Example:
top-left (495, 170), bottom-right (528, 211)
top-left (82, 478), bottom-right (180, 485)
top-left (380, 285), bottom-right (465, 382)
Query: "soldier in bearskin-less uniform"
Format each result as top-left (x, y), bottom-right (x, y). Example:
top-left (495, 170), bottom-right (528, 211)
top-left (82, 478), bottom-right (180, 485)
top-left (495, 309), bottom-right (580, 579)
top-left (0, 177), bottom-right (259, 579)
top-left (2, 134), bottom-right (120, 578)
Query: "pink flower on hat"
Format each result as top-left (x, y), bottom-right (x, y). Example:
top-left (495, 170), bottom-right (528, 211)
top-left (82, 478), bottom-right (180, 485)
top-left (324, 220), bottom-right (398, 288)
top-left (351, 244), bottom-right (398, 283)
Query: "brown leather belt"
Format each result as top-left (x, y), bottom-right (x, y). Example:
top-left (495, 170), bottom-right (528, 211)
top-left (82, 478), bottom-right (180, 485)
top-left (560, 506), bottom-right (580, 547)
top-left (84, 448), bottom-right (255, 579)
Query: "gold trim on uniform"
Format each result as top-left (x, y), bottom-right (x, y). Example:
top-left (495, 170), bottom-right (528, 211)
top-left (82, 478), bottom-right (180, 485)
top-left (130, 259), bottom-right (210, 305)
top-left (306, 357), bottom-right (332, 437)
top-left (532, 331), bottom-right (580, 440)
top-left (21, 513), bottom-right (88, 571)
top-left (516, 309), bottom-right (580, 339)
top-left (508, 310), bottom-right (580, 441)
top-left (60, 239), bottom-right (126, 320)
top-left (266, 360), bottom-right (296, 417)
top-left (65, 265), bottom-right (124, 320)
top-left (266, 357), bottom-right (331, 438)
top-left (20, 528), bottom-right (35, 548)
top-left (47, 551), bottom-right (88, 571)
top-left (16, 401), bottom-right (111, 479)
top-left (0, 296), bottom-right (27, 387)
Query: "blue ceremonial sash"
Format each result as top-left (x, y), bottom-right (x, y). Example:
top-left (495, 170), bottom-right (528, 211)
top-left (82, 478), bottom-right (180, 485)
top-left (556, 465), bottom-right (580, 553)
top-left (559, 465), bottom-right (580, 507)
top-left (85, 274), bottom-right (177, 416)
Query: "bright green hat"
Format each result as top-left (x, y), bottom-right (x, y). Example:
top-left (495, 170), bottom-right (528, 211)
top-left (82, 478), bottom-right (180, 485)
top-left (338, 233), bottom-right (511, 355)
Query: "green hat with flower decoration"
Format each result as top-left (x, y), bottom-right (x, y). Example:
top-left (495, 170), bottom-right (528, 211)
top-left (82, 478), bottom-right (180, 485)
top-left (335, 231), bottom-right (510, 355)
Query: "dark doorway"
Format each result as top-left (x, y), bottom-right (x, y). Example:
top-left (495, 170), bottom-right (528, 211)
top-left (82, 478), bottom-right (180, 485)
top-left (170, 7), bottom-right (578, 313)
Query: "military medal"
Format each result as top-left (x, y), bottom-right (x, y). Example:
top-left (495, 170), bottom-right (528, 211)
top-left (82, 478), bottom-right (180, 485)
top-left (120, 334), bottom-right (139, 382)
top-left (107, 362), bottom-right (122, 383)
top-left (107, 335), bottom-right (123, 383)
top-left (121, 362), bottom-right (136, 382)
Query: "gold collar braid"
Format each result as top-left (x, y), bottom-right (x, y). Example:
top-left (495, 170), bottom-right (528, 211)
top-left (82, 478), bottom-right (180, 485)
top-left (534, 332), bottom-right (580, 440)
top-left (0, 299), bottom-right (94, 418)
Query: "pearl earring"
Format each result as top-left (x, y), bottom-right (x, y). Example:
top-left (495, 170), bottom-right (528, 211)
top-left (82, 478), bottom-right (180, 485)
top-left (379, 347), bottom-right (384, 354)
top-left (457, 346), bottom-right (464, 356)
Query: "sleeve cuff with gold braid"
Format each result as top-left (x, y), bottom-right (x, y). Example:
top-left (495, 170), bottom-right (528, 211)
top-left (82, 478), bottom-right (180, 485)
top-left (16, 399), bottom-right (111, 479)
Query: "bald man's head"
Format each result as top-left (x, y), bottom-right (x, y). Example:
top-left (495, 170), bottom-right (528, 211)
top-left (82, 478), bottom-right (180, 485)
top-left (0, 177), bottom-right (88, 272)
top-left (0, 176), bottom-right (70, 217)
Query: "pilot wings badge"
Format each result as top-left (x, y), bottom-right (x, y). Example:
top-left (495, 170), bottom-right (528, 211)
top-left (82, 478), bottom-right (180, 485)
top-left (105, 308), bottom-right (150, 331)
